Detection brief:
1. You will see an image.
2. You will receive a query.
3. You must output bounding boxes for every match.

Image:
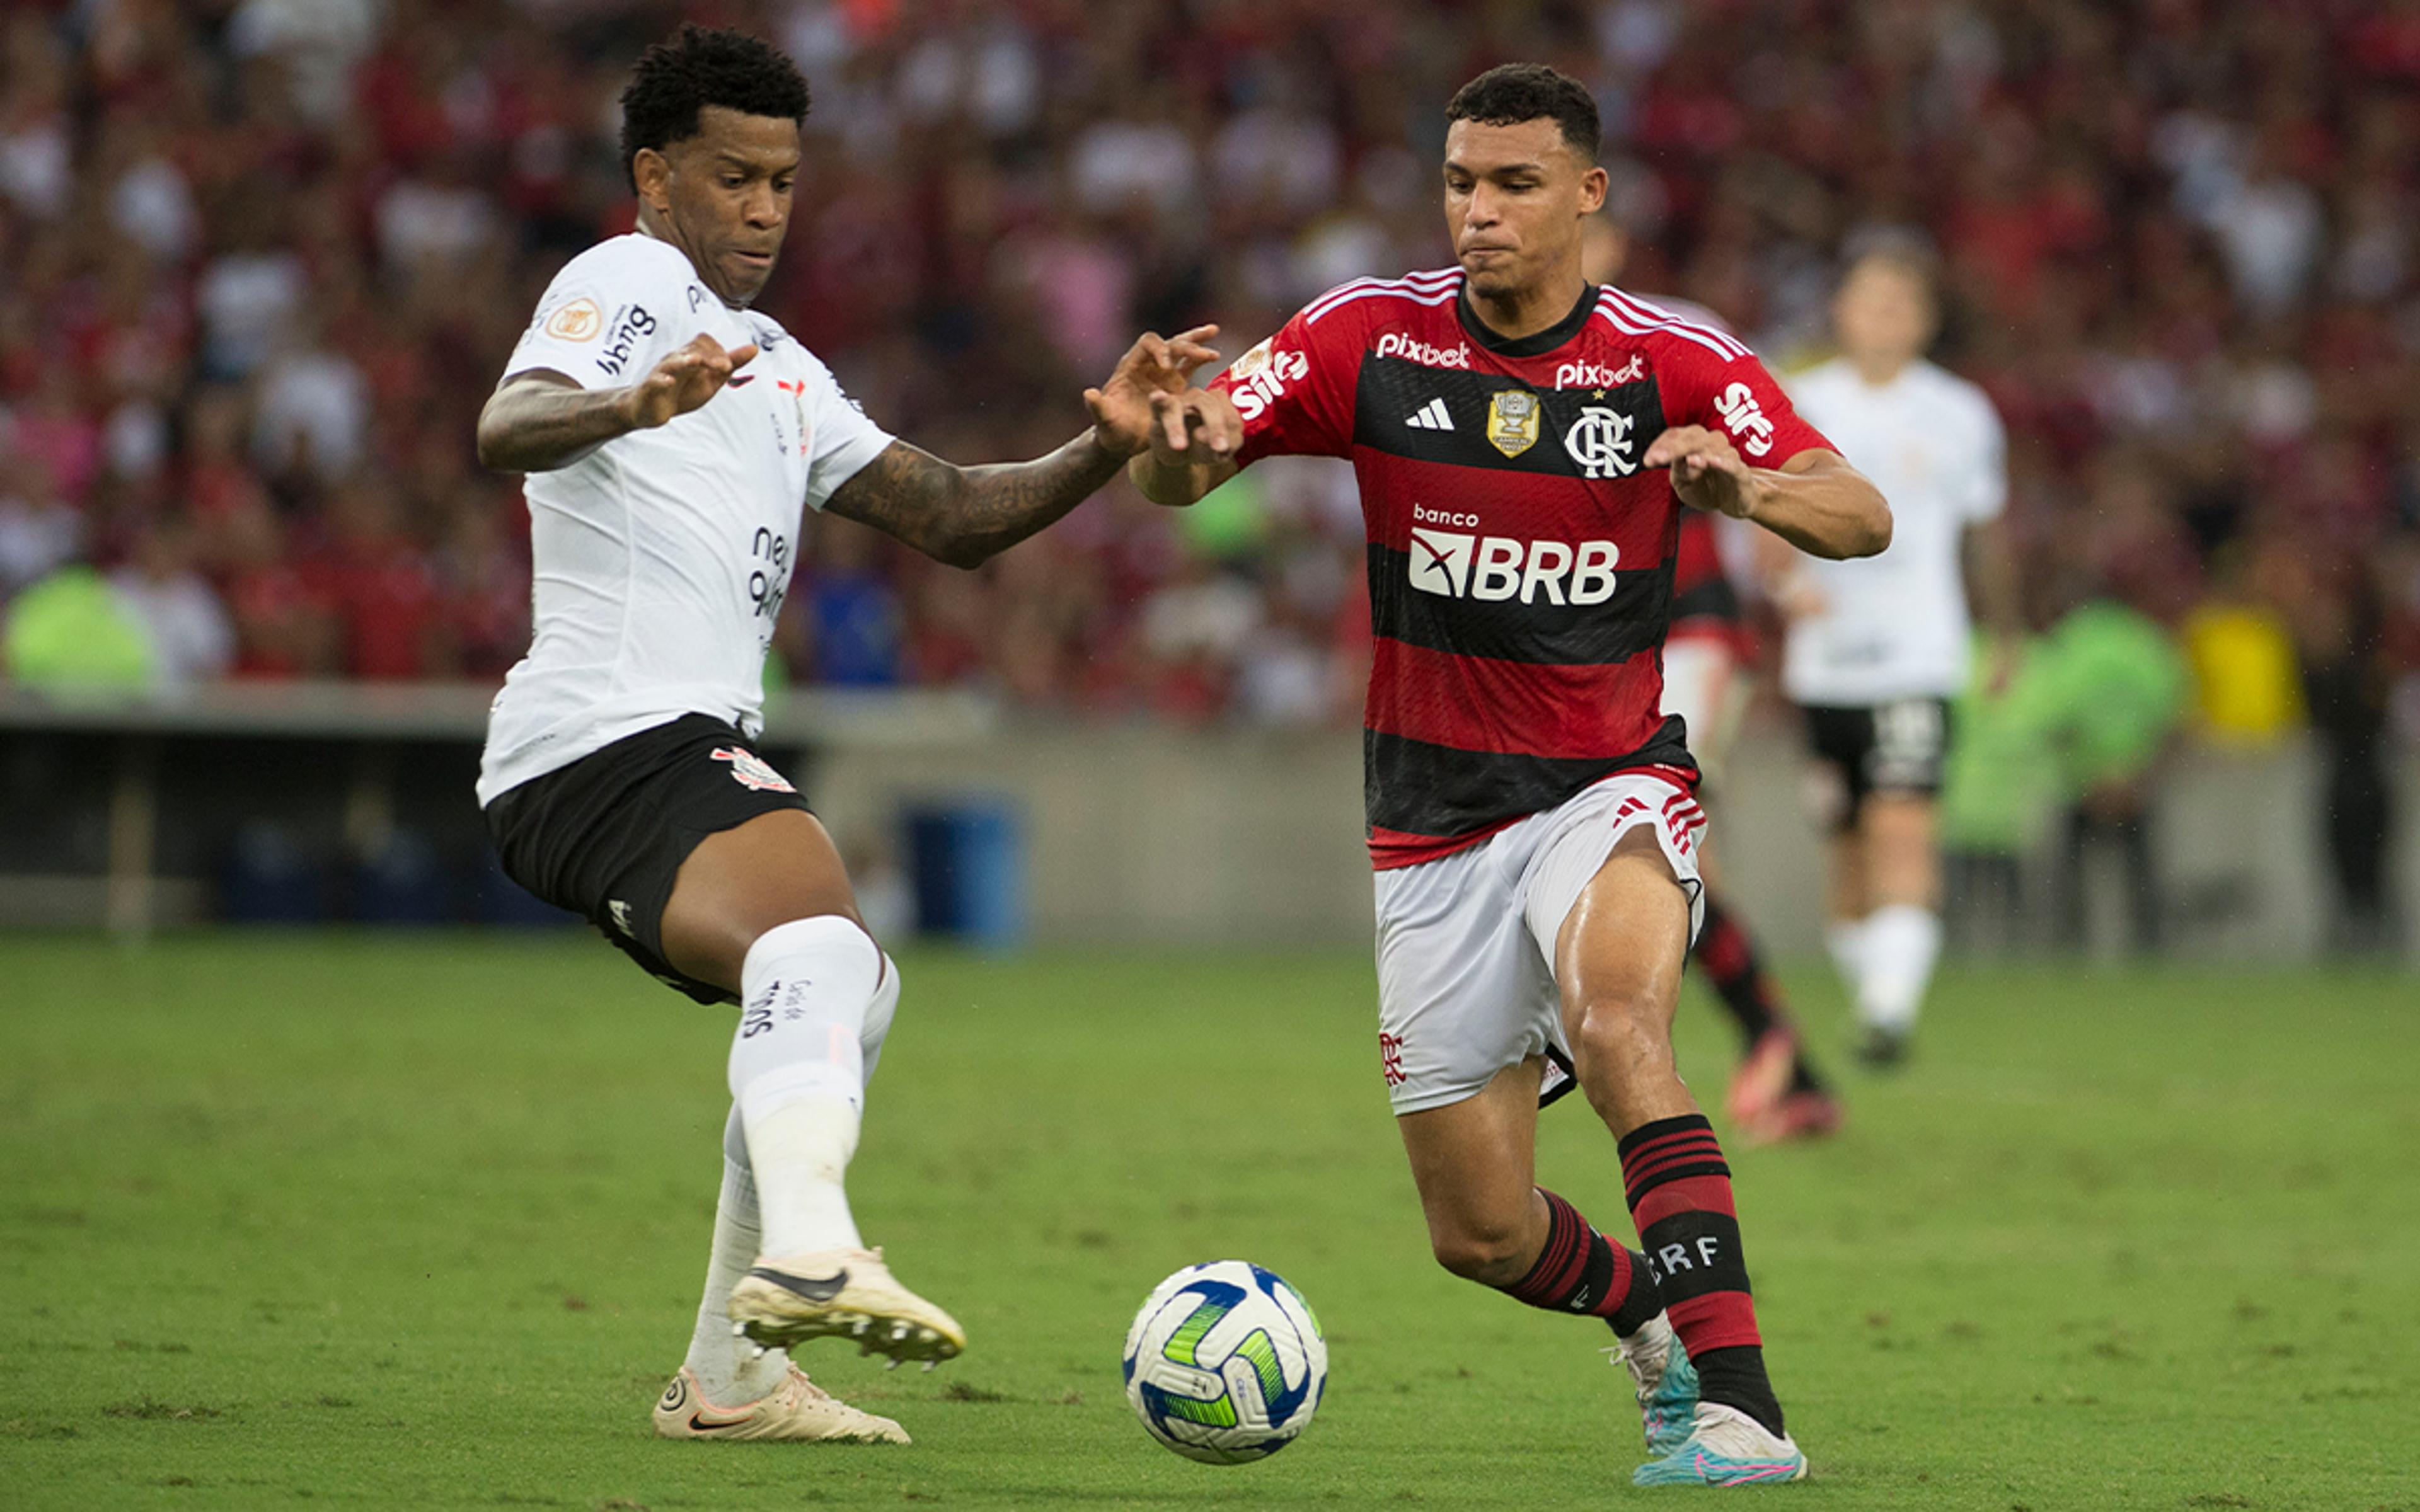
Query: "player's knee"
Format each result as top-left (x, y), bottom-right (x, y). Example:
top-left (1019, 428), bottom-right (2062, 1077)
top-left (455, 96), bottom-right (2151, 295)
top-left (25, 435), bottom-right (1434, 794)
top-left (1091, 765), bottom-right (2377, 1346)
top-left (1569, 984), bottom-right (1667, 1069)
top-left (1429, 1215), bottom-right (1533, 1285)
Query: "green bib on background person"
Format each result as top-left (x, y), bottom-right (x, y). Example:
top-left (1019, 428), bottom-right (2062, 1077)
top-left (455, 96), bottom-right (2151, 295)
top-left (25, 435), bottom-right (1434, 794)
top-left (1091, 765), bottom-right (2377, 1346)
top-left (3, 565), bottom-right (157, 689)
top-left (1940, 632), bottom-right (2058, 854)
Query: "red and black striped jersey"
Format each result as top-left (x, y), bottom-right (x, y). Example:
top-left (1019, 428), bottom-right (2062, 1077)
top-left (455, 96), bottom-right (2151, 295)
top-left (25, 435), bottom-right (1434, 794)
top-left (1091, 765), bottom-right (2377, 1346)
top-left (1209, 269), bottom-right (1833, 869)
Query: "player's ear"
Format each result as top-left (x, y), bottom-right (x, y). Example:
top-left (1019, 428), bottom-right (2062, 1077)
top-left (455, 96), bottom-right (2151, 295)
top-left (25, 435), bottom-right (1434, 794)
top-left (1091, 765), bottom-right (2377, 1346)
top-left (1578, 162), bottom-right (1608, 217)
top-left (633, 147), bottom-right (673, 213)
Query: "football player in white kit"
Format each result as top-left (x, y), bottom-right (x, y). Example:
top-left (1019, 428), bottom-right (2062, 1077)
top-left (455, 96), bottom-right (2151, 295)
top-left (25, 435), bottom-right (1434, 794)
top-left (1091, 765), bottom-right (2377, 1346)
top-left (1773, 243), bottom-right (2020, 1065)
top-left (473, 26), bottom-right (1232, 1445)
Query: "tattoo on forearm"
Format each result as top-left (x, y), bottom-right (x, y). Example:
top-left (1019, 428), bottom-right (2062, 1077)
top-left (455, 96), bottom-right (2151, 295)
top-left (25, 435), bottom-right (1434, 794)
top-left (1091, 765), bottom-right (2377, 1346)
top-left (826, 432), bottom-right (1126, 567)
top-left (477, 375), bottom-right (634, 474)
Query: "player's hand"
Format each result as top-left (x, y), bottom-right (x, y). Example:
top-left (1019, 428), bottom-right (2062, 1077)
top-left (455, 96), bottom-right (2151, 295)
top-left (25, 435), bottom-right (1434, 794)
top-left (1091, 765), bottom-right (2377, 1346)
top-left (622, 333), bottom-right (758, 430)
top-left (1086, 326), bottom-right (1223, 459)
top-left (1645, 425), bottom-right (1761, 520)
top-left (1132, 386), bottom-right (1243, 467)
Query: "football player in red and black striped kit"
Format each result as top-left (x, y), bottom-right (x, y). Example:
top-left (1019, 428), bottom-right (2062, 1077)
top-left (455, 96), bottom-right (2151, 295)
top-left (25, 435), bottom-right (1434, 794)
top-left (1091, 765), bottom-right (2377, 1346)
top-left (1130, 66), bottom-right (1889, 1484)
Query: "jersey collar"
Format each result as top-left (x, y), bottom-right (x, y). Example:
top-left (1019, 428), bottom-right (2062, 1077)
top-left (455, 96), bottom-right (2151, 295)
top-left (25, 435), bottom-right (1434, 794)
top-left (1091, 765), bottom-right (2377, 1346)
top-left (1456, 281), bottom-right (1598, 358)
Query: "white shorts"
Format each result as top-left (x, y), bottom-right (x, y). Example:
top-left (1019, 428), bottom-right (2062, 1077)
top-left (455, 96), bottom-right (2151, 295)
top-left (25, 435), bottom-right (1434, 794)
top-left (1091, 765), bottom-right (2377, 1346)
top-left (1660, 635), bottom-right (1748, 789)
top-left (1373, 771), bottom-right (1707, 1116)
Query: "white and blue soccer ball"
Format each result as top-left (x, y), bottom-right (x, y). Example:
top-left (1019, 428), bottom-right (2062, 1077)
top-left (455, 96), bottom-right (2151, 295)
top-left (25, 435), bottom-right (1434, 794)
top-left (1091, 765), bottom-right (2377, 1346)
top-left (1122, 1260), bottom-right (1327, 1463)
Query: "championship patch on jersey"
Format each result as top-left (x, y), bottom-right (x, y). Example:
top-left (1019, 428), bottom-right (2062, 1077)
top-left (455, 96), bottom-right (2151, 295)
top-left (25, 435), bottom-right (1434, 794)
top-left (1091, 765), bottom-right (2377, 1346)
top-left (712, 747), bottom-right (797, 794)
top-left (545, 297), bottom-right (603, 342)
top-left (1485, 390), bottom-right (1541, 457)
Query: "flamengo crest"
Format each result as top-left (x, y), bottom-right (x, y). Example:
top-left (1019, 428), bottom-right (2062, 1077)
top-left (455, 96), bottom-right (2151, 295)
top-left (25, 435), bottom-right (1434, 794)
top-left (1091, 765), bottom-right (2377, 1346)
top-left (1564, 406), bottom-right (1637, 479)
top-left (713, 747), bottom-right (796, 793)
top-left (1485, 390), bottom-right (1541, 457)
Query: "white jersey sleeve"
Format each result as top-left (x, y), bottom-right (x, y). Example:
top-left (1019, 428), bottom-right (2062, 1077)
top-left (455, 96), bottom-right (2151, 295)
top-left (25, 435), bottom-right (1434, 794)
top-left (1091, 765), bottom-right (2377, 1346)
top-left (1955, 385), bottom-right (2008, 524)
top-left (504, 236), bottom-right (689, 391)
top-left (781, 338), bottom-right (894, 510)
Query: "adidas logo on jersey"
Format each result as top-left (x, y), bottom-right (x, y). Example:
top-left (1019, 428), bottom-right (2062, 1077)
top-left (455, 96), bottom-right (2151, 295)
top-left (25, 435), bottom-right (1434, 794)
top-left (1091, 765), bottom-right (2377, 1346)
top-left (1405, 398), bottom-right (1454, 430)
top-left (1407, 528), bottom-right (1620, 605)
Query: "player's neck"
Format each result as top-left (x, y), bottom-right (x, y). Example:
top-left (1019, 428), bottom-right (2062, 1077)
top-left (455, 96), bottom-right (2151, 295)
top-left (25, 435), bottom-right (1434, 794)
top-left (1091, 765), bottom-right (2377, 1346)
top-left (1463, 266), bottom-right (1592, 345)
top-left (633, 208), bottom-right (739, 309)
top-left (1847, 352), bottom-right (1913, 386)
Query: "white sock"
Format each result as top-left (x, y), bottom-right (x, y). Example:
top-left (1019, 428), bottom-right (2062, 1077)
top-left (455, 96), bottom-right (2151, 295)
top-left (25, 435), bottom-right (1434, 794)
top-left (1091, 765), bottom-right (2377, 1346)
top-left (683, 1105), bottom-right (790, 1404)
top-left (1824, 917), bottom-right (1869, 1000)
top-left (730, 916), bottom-right (882, 1259)
top-left (861, 952), bottom-right (899, 1085)
top-left (1857, 904), bottom-right (1941, 1034)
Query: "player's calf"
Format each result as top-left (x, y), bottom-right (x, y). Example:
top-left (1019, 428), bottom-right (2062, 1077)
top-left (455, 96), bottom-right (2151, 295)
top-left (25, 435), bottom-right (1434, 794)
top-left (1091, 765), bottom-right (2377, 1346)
top-left (1462, 1188), bottom-right (1698, 1454)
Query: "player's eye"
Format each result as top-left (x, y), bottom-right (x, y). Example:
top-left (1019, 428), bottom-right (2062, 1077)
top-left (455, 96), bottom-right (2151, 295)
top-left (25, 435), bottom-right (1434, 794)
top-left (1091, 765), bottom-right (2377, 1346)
top-left (721, 175), bottom-right (745, 188)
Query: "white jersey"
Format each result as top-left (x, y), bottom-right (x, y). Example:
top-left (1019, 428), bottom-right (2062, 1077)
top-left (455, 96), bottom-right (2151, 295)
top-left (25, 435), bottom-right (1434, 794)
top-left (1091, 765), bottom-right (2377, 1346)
top-left (1779, 357), bottom-right (2005, 706)
top-left (476, 233), bottom-right (893, 805)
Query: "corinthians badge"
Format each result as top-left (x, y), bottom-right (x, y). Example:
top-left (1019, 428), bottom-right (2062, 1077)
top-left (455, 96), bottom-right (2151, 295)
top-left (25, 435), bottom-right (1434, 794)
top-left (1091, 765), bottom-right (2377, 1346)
top-left (1485, 389), bottom-right (1541, 457)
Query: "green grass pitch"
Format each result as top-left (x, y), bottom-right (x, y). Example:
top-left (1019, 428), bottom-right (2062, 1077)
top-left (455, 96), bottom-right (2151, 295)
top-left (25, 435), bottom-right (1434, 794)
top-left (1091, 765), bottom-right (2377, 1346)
top-left (3, 934), bottom-right (2414, 1510)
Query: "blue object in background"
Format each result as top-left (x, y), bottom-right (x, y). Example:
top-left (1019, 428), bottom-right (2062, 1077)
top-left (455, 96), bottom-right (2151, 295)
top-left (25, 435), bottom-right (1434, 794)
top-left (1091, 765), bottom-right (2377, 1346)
top-left (219, 823), bottom-right (327, 923)
top-left (810, 573), bottom-right (904, 687)
top-left (352, 831), bottom-right (451, 925)
top-left (906, 800), bottom-right (1027, 951)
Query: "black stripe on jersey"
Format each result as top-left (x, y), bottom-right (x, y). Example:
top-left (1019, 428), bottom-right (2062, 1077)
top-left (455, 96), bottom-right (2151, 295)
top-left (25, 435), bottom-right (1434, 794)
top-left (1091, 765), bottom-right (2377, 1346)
top-left (1365, 719), bottom-right (1696, 842)
top-left (1668, 573), bottom-right (1741, 624)
top-left (1354, 358), bottom-right (1668, 479)
top-left (1366, 544), bottom-right (1673, 666)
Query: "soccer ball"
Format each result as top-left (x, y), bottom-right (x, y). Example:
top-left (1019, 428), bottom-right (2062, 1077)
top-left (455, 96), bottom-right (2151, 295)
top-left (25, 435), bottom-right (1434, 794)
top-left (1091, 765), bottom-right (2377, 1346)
top-left (1121, 1260), bottom-right (1327, 1463)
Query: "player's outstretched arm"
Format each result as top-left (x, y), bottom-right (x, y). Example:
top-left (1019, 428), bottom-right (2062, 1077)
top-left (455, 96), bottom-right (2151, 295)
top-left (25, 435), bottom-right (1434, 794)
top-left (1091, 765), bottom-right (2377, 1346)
top-left (1645, 427), bottom-right (1891, 560)
top-left (475, 333), bottom-right (758, 474)
top-left (826, 328), bottom-right (1236, 567)
top-left (1125, 385), bottom-right (1245, 507)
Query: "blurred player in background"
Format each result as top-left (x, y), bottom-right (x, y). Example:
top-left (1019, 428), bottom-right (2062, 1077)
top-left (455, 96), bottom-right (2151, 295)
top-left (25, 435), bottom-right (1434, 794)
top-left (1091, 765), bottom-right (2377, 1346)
top-left (1773, 243), bottom-right (2018, 1065)
top-left (474, 26), bottom-right (1219, 1445)
top-left (1580, 219), bottom-right (1842, 1145)
top-left (1134, 65), bottom-right (1889, 1486)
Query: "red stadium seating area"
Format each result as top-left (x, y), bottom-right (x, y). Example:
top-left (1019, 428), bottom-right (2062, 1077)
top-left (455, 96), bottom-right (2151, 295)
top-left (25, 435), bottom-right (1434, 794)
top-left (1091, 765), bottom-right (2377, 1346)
top-left (1, 0), bottom-right (2416, 734)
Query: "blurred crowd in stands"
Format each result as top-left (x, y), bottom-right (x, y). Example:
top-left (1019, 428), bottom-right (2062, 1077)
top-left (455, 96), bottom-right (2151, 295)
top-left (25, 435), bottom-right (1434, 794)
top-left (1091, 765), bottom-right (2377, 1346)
top-left (3, 2), bottom-right (2417, 872)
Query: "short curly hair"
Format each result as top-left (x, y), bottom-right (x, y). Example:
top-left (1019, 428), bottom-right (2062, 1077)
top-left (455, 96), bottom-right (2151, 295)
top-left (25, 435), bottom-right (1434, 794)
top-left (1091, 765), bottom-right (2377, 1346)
top-left (618, 25), bottom-right (810, 190)
top-left (1445, 64), bottom-right (1601, 161)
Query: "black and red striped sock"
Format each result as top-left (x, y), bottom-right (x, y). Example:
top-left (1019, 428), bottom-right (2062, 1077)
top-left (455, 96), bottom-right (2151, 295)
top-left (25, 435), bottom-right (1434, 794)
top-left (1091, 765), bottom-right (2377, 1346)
top-left (1694, 897), bottom-right (1829, 1096)
top-left (1693, 895), bottom-right (1781, 1051)
top-left (1619, 1113), bottom-right (1785, 1436)
top-left (1494, 1188), bottom-right (1664, 1336)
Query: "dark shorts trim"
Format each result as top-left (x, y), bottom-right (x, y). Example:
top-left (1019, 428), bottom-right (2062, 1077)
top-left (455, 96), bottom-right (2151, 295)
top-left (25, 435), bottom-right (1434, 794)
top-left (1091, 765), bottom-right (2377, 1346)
top-left (483, 714), bottom-right (811, 1003)
top-left (1802, 698), bottom-right (1950, 829)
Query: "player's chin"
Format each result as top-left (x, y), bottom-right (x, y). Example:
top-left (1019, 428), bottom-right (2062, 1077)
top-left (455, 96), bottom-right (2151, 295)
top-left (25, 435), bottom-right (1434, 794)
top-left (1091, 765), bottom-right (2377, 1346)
top-left (1460, 260), bottom-right (1518, 298)
top-left (722, 252), bottom-right (778, 302)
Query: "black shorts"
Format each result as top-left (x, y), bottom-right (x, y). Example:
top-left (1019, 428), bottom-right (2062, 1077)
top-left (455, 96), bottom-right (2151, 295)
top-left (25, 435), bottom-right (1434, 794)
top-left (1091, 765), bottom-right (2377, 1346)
top-left (1803, 697), bottom-right (1951, 828)
top-left (1667, 572), bottom-right (1741, 627)
top-left (484, 713), bottom-right (811, 1004)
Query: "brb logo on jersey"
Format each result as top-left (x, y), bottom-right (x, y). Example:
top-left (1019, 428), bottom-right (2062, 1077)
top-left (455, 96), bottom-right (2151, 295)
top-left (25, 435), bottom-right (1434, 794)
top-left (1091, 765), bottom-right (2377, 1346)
top-left (1563, 406), bottom-right (1637, 479)
top-left (1228, 338), bottom-right (1311, 421)
top-left (1712, 381), bottom-right (1776, 457)
top-left (1407, 508), bottom-right (1619, 605)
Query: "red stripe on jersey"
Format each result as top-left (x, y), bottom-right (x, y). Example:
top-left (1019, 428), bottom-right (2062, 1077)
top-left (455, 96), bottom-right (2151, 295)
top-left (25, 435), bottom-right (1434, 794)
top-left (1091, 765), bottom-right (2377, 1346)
top-left (1368, 819), bottom-right (1523, 870)
top-left (1673, 513), bottom-right (1726, 597)
top-left (1368, 639), bottom-right (1668, 760)
top-left (1367, 760), bottom-right (1697, 870)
